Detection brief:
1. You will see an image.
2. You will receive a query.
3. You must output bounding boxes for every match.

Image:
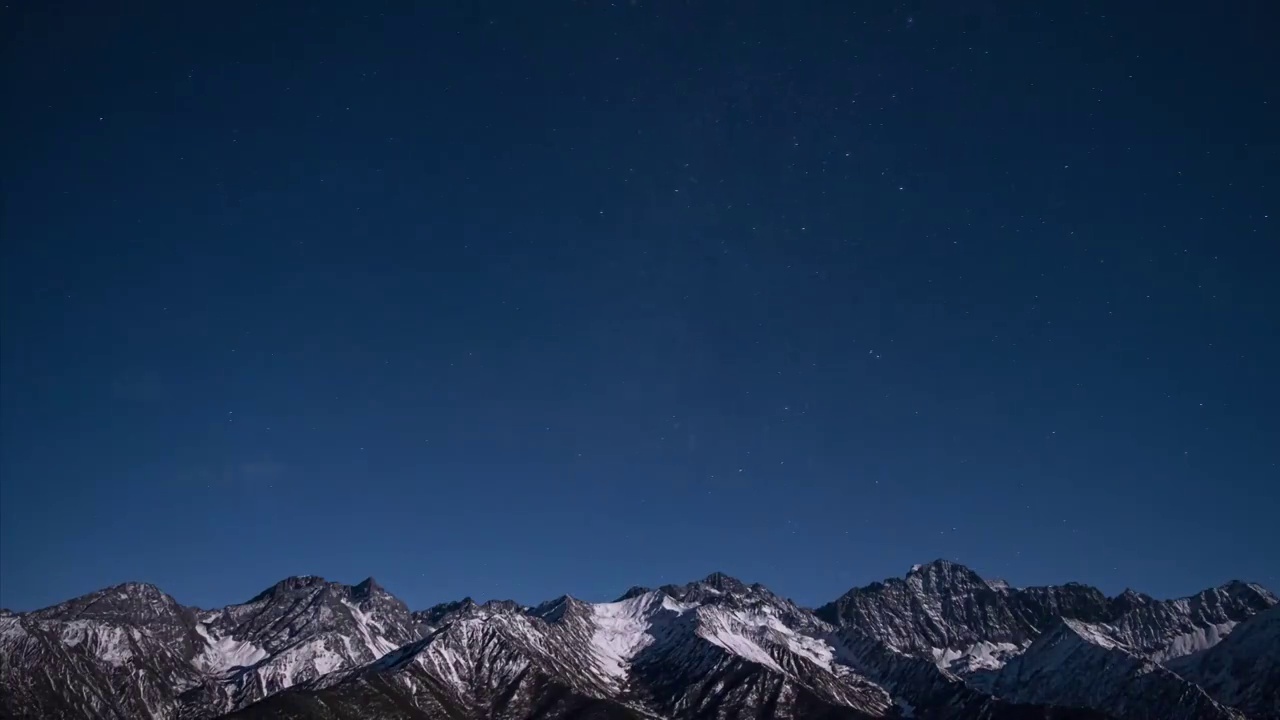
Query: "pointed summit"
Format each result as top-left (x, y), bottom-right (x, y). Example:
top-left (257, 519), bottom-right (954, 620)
top-left (111, 581), bottom-right (168, 596)
top-left (1211, 580), bottom-right (1277, 605)
top-left (1110, 588), bottom-right (1154, 616)
top-left (247, 575), bottom-right (331, 603)
top-left (529, 595), bottom-right (590, 623)
top-left (615, 585), bottom-right (652, 602)
top-left (413, 597), bottom-right (477, 628)
top-left (905, 559), bottom-right (987, 593)
top-left (658, 571), bottom-right (755, 605)
top-left (480, 599), bottom-right (524, 614)
top-left (701, 571), bottom-right (748, 591)
top-left (907, 558), bottom-right (963, 576)
top-left (30, 581), bottom-right (186, 625)
top-left (352, 577), bottom-right (383, 598)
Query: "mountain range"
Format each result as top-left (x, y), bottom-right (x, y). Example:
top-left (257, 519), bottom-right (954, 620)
top-left (1, 560), bottom-right (1275, 719)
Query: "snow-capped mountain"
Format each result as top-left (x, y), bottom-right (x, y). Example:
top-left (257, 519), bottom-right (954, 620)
top-left (816, 560), bottom-right (1038, 674)
top-left (0, 582), bottom-right (209, 719)
top-left (814, 559), bottom-right (1257, 676)
top-left (1, 562), bottom-right (1273, 719)
top-left (226, 578), bottom-right (902, 719)
top-left (816, 560), bottom-right (1275, 720)
top-left (175, 575), bottom-right (425, 717)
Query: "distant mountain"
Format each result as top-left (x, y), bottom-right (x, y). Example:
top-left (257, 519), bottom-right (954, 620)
top-left (1, 561), bottom-right (1273, 719)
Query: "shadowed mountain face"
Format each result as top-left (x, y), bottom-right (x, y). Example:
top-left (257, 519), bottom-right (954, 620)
top-left (2, 563), bottom-right (1273, 720)
top-left (1165, 605), bottom-right (1280, 719)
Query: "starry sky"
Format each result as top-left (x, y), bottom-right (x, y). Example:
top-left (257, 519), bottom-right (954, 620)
top-left (2, 1), bottom-right (1277, 613)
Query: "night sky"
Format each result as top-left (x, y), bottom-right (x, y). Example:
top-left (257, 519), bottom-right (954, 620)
top-left (2, 1), bottom-right (1277, 613)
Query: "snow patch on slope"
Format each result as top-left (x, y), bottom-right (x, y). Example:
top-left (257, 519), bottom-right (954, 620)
top-left (589, 595), bottom-right (659, 679)
top-left (931, 640), bottom-right (1024, 673)
top-left (1150, 621), bottom-right (1238, 662)
top-left (1062, 618), bottom-right (1123, 649)
top-left (341, 600), bottom-right (400, 661)
top-left (695, 607), bottom-right (784, 673)
top-left (759, 612), bottom-right (835, 669)
top-left (0, 617), bottom-right (26, 643)
top-left (585, 590), bottom-right (840, 679)
top-left (250, 636), bottom-right (349, 689)
top-left (700, 627), bottom-right (782, 672)
top-left (194, 622), bottom-right (268, 672)
top-left (58, 621), bottom-right (137, 666)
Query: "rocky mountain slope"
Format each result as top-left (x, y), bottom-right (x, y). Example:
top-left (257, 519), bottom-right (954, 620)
top-left (1166, 605), bottom-right (1280, 719)
top-left (978, 619), bottom-right (1241, 720)
top-left (1, 561), bottom-right (1273, 720)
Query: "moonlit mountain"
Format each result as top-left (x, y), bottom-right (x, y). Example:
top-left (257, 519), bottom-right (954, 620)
top-left (1, 562), bottom-right (1274, 720)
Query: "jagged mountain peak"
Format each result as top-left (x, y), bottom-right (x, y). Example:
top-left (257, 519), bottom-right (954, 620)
top-left (687, 570), bottom-right (750, 592)
top-left (442, 596), bottom-right (477, 610)
top-left (1109, 587), bottom-right (1155, 615)
top-left (477, 598), bottom-right (525, 614)
top-left (659, 571), bottom-right (755, 604)
top-left (111, 580), bottom-right (168, 595)
top-left (614, 585), bottom-right (651, 601)
top-left (908, 557), bottom-right (963, 574)
top-left (1114, 587), bottom-right (1151, 602)
top-left (1207, 579), bottom-right (1277, 604)
top-left (986, 577), bottom-right (1013, 591)
top-left (905, 558), bottom-right (987, 588)
top-left (343, 577), bottom-right (412, 616)
top-left (351, 576), bottom-right (382, 596)
top-left (527, 594), bottom-right (591, 622)
top-left (72, 580), bottom-right (169, 602)
top-left (702, 570), bottom-right (744, 585)
top-left (1019, 579), bottom-right (1104, 595)
top-left (419, 596), bottom-right (476, 614)
top-left (243, 574), bottom-right (408, 613)
top-left (411, 597), bottom-right (478, 630)
top-left (29, 580), bottom-right (189, 626)
top-left (246, 574), bottom-right (333, 603)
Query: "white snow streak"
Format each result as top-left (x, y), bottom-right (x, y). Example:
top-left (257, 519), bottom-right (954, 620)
top-left (930, 640), bottom-right (1023, 673)
top-left (194, 623), bottom-right (268, 671)
top-left (696, 608), bottom-right (785, 673)
top-left (1152, 621), bottom-right (1237, 662)
top-left (58, 621), bottom-right (135, 666)
top-left (589, 596), bottom-right (658, 679)
top-left (341, 600), bottom-right (401, 661)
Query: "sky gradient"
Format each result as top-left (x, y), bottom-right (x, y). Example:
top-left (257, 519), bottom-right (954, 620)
top-left (2, 0), bottom-right (1277, 613)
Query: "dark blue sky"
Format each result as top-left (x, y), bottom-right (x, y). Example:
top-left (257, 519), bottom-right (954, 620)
top-left (2, 1), bottom-right (1277, 613)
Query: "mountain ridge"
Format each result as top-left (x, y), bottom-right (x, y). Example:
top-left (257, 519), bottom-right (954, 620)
top-left (10, 559), bottom-right (1266, 617)
top-left (2, 561), bottom-right (1274, 720)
